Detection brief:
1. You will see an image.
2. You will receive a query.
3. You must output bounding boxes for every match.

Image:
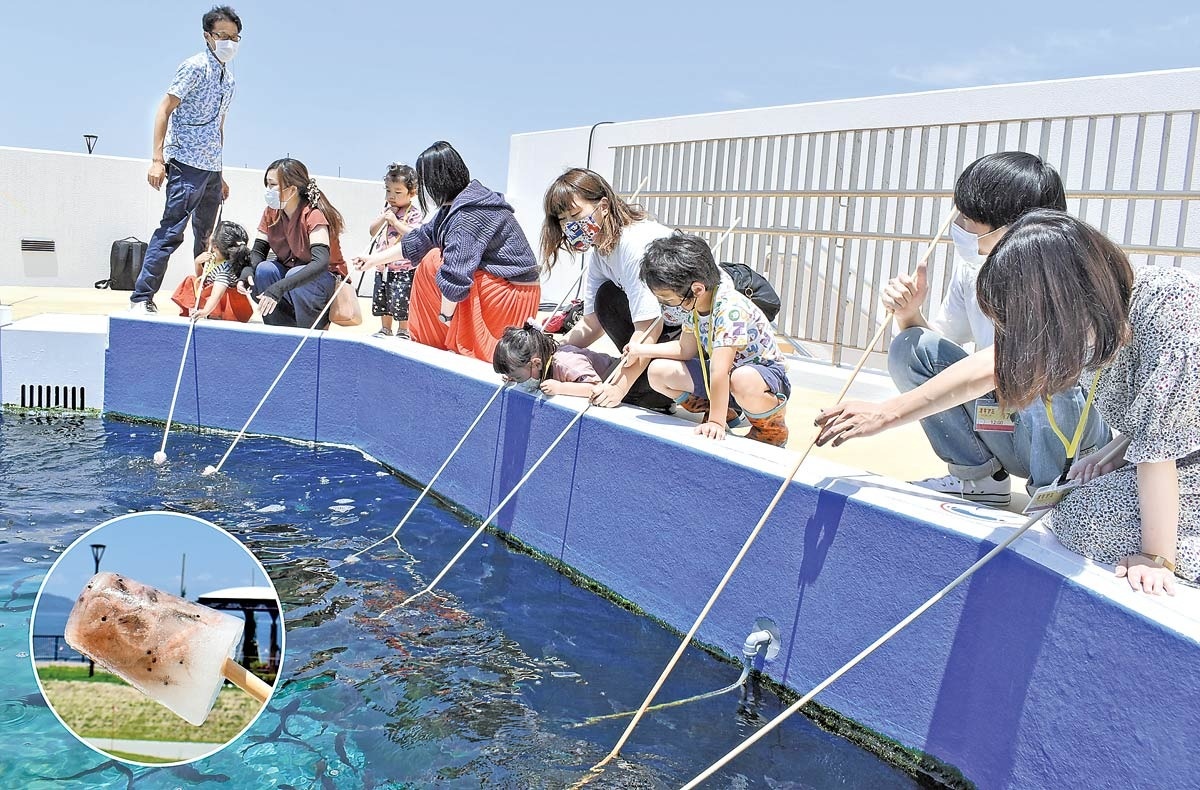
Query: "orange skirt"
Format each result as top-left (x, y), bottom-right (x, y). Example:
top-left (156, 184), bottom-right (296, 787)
top-left (171, 276), bottom-right (254, 322)
top-left (409, 249), bottom-right (542, 363)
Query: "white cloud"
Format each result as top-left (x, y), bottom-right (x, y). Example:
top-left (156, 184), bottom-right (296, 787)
top-left (891, 15), bottom-right (1198, 88)
top-left (891, 45), bottom-right (1044, 87)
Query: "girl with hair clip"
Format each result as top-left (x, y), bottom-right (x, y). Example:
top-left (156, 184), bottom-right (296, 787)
top-left (359, 163), bottom-right (423, 338)
top-left (541, 168), bottom-right (679, 412)
top-left (975, 210), bottom-right (1200, 595)
top-left (492, 320), bottom-right (618, 398)
top-left (170, 220), bottom-right (254, 322)
top-left (353, 141), bottom-right (540, 362)
top-left (239, 157), bottom-right (349, 330)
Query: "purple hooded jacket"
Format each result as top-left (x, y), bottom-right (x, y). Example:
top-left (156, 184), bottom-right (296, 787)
top-left (401, 180), bottom-right (540, 302)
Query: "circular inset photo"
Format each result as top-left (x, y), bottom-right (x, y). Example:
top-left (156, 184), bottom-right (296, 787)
top-left (28, 511), bottom-right (283, 766)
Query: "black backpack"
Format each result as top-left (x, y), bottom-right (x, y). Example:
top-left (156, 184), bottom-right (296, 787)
top-left (719, 262), bottom-right (781, 322)
top-left (94, 237), bottom-right (147, 290)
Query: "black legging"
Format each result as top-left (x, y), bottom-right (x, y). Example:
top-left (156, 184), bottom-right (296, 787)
top-left (594, 280), bottom-right (679, 412)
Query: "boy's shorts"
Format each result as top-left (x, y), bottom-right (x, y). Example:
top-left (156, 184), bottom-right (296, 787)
top-left (683, 357), bottom-right (791, 403)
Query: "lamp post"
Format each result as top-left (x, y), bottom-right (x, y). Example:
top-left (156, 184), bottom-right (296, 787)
top-left (83, 134), bottom-right (98, 154)
top-left (88, 544), bottom-right (105, 676)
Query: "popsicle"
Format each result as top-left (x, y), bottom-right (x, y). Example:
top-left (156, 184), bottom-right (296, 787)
top-left (64, 572), bottom-right (271, 726)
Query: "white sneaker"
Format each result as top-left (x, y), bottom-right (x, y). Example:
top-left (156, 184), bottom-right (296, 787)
top-left (128, 300), bottom-right (158, 315)
top-left (911, 473), bottom-right (1011, 506)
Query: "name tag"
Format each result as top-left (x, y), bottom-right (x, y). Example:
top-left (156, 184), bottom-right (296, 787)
top-left (1023, 479), bottom-right (1080, 515)
top-left (974, 398), bottom-right (1016, 432)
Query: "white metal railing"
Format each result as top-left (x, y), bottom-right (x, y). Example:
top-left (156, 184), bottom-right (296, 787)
top-left (612, 110), bottom-right (1200, 365)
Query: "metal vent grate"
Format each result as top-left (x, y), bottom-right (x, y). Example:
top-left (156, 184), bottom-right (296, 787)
top-left (20, 239), bottom-right (56, 253)
top-left (20, 384), bottom-right (86, 410)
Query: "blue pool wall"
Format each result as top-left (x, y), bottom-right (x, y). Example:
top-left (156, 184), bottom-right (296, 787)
top-left (102, 316), bottom-right (1199, 789)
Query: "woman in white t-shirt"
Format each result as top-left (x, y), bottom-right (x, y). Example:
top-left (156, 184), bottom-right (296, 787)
top-left (541, 168), bottom-right (678, 411)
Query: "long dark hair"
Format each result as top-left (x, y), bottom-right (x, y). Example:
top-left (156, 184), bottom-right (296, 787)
top-left (211, 220), bottom-right (250, 270)
top-left (264, 158), bottom-right (345, 238)
top-left (493, 321), bottom-right (559, 380)
top-left (976, 210), bottom-right (1133, 409)
top-left (541, 168), bottom-right (648, 270)
top-left (415, 141), bottom-right (470, 214)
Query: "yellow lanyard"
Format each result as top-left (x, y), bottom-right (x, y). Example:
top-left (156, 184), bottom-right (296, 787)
top-left (691, 310), bottom-right (712, 402)
top-left (541, 355), bottom-right (553, 382)
top-left (1044, 369), bottom-right (1103, 463)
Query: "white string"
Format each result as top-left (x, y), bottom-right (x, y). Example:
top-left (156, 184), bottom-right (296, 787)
top-left (681, 403), bottom-right (1133, 787)
top-left (157, 212), bottom-right (222, 464)
top-left (339, 382), bottom-right (506, 566)
top-left (384, 403), bottom-right (591, 615)
top-left (156, 318), bottom-right (198, 460)
top-left (203, 273), bottom-right (352, 476)
top-left (382, 314), bottom-right (664, 614)
top-left (576, 207), bottom-right (958, 783)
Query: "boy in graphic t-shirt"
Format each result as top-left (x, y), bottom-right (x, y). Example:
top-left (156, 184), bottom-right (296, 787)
top-left (625, 232), bottom-right (791, 447)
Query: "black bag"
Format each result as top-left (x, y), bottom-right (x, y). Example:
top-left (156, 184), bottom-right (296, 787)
top-left (95, 237), bottom-right (147, 290)
top-left (720, 262), bottom-right (781, 322)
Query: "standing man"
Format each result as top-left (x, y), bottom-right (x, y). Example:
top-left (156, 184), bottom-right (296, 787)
top-left (131, 6), bottom-right (241, 313)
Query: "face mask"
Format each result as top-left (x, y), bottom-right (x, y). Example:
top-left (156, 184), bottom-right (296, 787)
top-left (265, 187), bottom-right (283, 210)
top-left (950, 222), bottom-right (987, 267)
top-left (661, 303), bottom-right (690, 326)
top-left (562, 214), bottom-right (600, 252)
top-left (213, 39), bottom-right (239, 63)
top-left (512, 377), bottom-right (541, 393)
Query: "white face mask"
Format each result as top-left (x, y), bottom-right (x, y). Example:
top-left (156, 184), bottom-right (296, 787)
top-left (950, 221), bottom-right (988, 268)
top-left (265, 187), bottom-right (283, 210)
top-left (213, 39), bottom-right (239, 63)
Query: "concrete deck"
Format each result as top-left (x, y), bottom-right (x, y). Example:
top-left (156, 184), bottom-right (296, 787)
top-left (0, 285), bottom-right (1031, 508)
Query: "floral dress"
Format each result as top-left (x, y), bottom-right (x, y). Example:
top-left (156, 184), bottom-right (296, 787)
top-left (1047, 265), bottom-right (1200, 581)
top-left (371, 204), bottom-right (425, 321)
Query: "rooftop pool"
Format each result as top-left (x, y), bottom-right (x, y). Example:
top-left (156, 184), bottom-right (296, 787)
top-left (0, 413), bottom-right (925, 788)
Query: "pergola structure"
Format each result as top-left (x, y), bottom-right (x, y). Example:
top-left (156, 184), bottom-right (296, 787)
top-left (197, 586), bottom-right (281, 671)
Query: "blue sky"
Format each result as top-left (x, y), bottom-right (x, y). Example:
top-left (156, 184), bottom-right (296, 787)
top-left (39, 512), bottom-right (270, 604)
top-left (1, 2), bottom-right (1196, 188)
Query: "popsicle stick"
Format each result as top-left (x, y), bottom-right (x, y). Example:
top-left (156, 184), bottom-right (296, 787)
top-left (222, 656), bottom-right (271, 704)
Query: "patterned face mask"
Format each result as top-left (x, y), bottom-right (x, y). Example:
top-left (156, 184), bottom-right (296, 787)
top-left (660, 303), bottom-right (689, 326)
top-left (562, 214), bottom-right (600, 252)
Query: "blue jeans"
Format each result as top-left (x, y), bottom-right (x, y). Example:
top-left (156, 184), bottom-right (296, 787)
top-left (132, 159), bottom-right (223, 304)
top-left (888, 327), bottom-right (1111, 488)
top-left (252, 261), bottom-right (338, 330)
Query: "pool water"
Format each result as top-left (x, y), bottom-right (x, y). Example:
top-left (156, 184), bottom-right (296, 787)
top-left (0, 413), bottom-right (923, 788)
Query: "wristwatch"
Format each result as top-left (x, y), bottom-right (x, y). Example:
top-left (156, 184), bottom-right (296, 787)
top-left (438, 312), bottom-right (453, 323)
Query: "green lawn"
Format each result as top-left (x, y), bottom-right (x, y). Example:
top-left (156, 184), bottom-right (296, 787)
top-left (104, 749), bottom-right (178, 764)
top-left (39, 678), bottom-right (262, 743)
top-left (36, 663), bottom-right (126, 684)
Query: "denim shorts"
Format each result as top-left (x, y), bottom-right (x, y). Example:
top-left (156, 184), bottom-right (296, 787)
top-left (684, 357), bottom-right (791, 401)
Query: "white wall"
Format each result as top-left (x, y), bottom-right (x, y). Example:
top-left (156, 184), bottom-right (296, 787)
top-left (0, 147), bottom-right (382, 292)
top-left (509, 68), bottom-right (1200, 305)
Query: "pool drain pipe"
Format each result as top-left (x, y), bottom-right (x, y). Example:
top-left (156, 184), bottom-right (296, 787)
top-left (568, 624), bottom-right (774, 729)
top-left (743, 629), bottom-right (773, 662)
